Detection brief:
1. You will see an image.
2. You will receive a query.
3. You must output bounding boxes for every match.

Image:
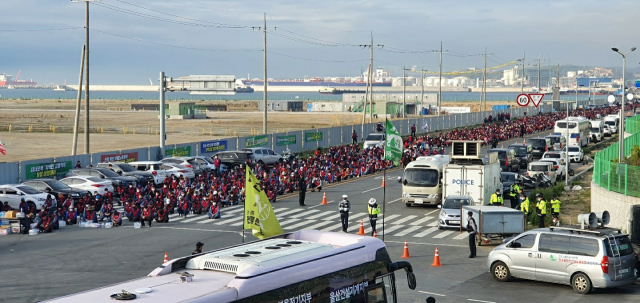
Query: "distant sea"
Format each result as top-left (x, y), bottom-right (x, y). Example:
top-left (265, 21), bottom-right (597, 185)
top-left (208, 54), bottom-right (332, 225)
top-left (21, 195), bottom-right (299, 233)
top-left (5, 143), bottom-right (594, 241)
top-left (0, 88), bottom-right (599, 102)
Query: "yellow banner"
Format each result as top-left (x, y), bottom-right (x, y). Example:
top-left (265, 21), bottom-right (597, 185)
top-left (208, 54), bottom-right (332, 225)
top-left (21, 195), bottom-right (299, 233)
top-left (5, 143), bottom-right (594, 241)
top-left (244, 166), bottom-right (283, 239)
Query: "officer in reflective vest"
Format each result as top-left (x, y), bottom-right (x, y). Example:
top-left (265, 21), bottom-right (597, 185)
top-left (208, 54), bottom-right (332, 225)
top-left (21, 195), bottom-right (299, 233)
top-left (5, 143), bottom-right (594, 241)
top-left (550, 194), bottom-right (561, 219)
top-left (536, 193), bottom-right (547, 228)
top-left (509, 182), bottom-right (521, 209)
top-left (519, 193), bottom-right (530, 223)
top-left (338, 195), bottom-right (351, 232)
top-left (490, 189), bottom-right (503, 206)
top-left (367, 198), bottom-right (381, 236)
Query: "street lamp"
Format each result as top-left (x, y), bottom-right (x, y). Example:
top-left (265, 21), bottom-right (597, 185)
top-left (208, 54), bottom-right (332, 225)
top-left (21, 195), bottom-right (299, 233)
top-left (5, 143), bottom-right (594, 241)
top-left (612, 47), bottom-right (636, 163)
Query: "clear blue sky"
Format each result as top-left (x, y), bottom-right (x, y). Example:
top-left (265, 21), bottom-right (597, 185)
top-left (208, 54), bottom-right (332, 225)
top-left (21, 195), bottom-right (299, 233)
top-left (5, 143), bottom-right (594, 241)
top-left (2, 0), bottom-right (638, 84)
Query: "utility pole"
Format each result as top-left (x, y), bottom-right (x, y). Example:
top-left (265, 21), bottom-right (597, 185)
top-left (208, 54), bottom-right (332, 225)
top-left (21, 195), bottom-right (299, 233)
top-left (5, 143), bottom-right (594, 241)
top-left (159, 72), bottom-right (166, 158)
top-left (421, 65), bottom-right (425, 114)
top-left (521, 51), bottom-right (525, 94)
top-left (263, 13), bottom-right (267, 135)
top-left (537, 53), bottom-right (541, 92)
top-left (483, 48), bottom-right (487, 111)
top-left (72, 45), bottom-right (85, 156)
top-left (402, 64), bottom-right (406, 118)
top-left (369, 32), bottom-right (374, 123)
top-left (438, 41), bottom-right (443, 115)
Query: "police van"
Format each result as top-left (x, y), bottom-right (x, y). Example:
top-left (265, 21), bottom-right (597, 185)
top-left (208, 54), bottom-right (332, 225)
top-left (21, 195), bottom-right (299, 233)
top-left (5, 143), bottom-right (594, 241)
top-left (399, 155), bottom-right (450, 207)
top-left (443, 141), bottom-right (503, 206)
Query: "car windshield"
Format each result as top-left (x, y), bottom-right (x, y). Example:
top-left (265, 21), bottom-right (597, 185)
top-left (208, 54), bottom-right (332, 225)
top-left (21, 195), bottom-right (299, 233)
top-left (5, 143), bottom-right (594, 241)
top-left (100, 169), bottom-right (120, 177)
top-left (511, 146), bottom-right (528, 156)
top-left (590, 128), bottom-right (600, 133)
top-left (201, 157), bottom-right (215, 164)
top-left (543, 153), bottom-right (560, 159)
top-left (46, 180), bottom-right (71, 190)
top-left (17, 186), bottom-right (41, 194)
top-left (529, 164), bottom-right (549, 172)
top-left (366, 134), bottom-right (384, 141)
top-left (501, 174), bottom-right (516, 182)
top-left (404, 168), bottom-right (439, 187)
top-left (442, 198), bottom-right (471, 209)
top-left (116, 164), bottom-right (136, 172)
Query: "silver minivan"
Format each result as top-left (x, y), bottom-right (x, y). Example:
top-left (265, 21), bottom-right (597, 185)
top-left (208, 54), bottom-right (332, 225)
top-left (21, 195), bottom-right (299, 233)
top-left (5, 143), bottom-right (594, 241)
top-left (487, 227), bottom-right (637, 294)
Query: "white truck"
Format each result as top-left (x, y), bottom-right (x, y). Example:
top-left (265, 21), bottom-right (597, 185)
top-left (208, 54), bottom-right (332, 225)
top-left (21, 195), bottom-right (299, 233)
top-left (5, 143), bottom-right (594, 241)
top-left (604, 115), bottom-right (619, 133)
top-left (442, 141), bottom-right (503, 206)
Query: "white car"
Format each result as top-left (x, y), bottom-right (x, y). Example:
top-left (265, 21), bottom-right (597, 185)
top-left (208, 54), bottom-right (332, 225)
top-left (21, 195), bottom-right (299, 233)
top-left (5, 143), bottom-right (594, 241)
top-left (59, 176), bottom-right (114, 195)
top-left (561, 146), bottom-right (584, 163)
top-left (603, 125), bottom-right (612, 136)
top-left (192, 156), bottom-right (217, 171)
top-left (538, 158), bottom-right (566, 180)
top-left (0, 184), bottom-right (52, 210)
top-left (437, 195), bottom-right (473, 230)
top-left (363, 133), bottom-right (386, 149)
top-left (163, 164), bottom-right (196, 179)
top-left (129, 161), bottom-right (167, 185)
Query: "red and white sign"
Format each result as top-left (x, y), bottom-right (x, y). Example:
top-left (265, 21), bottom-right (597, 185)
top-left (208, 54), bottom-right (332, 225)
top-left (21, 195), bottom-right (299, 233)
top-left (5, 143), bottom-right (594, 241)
top-left (529, 93), bottom-right (545, 108)
top-left (516, 94), bottom-right (531, 107)
top-left (0, 141), bottom-right (6, 156)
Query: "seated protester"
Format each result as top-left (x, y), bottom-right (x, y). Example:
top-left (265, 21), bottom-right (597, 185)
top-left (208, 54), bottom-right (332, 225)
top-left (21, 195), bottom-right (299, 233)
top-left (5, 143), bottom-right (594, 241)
top-left (83, 206), bottom-right (98, 223)
top-left (164, 196), bottom-right (174, 214)
top-left (93, 195), bottom-right (103, 214)
top-left (3, 201), bottom-right (12, 211)
top-left (207, 201), bottom-right (221, 219)
top-left (51, 212), bottom-right (60, 230)
top-left (311, 176), bottom-right (322, 192)
top-left (192, 196), bottom-right (202, 215)
top-left (45, 194), bottom-right (56, 212)
top-left (177, 197), bottom-right (189, 218)
top-left (18, 198), bottom-right (28, 213)
top-left (112, 211), bottom-right (123, 227)
top-left (228, 192), bottom-right (239, 206)
top-left (65, 207), bottom-right (78, 225)
top-left (76, 200), bottom-right (86, 215)
top-left (35, 206), bottom-right (48, 224)
top-left (199, 197), bottom-right (210, 216)
top-left (128, 205), bottom-right (141, 222)
top-left (99, 203), bottom-right (114, 222)
top-left (123, 201), bottom-right (133, 218)
top-left (37, 214), bottom-right (53, 233)
top-left (156, 207), bottom-right (169, 223)
top-left (56, 207), bottom-right (66, 222)
top-left (140, 205), bottom-right (153, 227)
top-left (61, 196), bottom-right (73, 210)
top-left (103, 188), bottom-right (114, 205)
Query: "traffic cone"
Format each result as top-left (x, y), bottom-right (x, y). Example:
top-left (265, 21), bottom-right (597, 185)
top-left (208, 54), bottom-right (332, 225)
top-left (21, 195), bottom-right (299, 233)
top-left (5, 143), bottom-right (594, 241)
top-left (163, 252), bottom-right (169, 263)
top-left (431, 247), bottom-right (442, 267)
top-left (372, 231), bottom-right (377, 238)
top-left (381, 178), bottom-right (386, 188)
top-left (321, 192), bottom-right (327, 205)
top-left (401, 241), bottom-right (411, 259)
top-left (523, 139), bottom-right (526, 146)
top-left (357, 219), bottom-right (365, 235)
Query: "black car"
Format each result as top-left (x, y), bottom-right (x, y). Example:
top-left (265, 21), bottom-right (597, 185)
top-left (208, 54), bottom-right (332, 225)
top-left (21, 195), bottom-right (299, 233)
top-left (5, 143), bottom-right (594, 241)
top-left (508, 143), bottom-right (533, 169)
top-left (488, 148), bottom-right (521, 172)
top-left (21, 178), bottom-right (85, 199)
top-left (529, 138), bottom-right (553, 158)
top-left (96, 162), bottom-right (154, 186)
top-left (65, 168), bottom-right (137, 187)
top-left (215, 151), bottom-right (256, 169)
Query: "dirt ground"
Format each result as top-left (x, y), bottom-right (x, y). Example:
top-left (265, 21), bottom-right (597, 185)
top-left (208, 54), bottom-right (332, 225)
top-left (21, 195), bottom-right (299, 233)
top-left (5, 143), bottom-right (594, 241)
top-left (0, 98), bottom-right (510, 162)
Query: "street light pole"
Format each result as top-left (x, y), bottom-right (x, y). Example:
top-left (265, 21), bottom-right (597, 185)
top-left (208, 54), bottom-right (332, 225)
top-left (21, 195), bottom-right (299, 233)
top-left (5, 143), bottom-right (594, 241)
top-left (612, 47), bottom-right (636, 163)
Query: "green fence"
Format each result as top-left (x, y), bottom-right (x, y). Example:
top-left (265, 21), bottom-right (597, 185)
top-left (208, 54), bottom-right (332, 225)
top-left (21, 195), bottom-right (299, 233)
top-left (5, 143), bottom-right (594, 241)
top-left (594, 115), bottom-right (640, 196)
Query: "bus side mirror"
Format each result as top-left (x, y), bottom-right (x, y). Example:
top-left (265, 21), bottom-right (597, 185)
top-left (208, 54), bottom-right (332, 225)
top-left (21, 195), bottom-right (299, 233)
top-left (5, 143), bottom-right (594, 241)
top-left (403, 179), bottom-right (408, 185)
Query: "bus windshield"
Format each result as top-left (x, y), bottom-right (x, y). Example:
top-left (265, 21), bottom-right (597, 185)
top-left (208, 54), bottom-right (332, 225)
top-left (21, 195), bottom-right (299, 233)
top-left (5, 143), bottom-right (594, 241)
top-left (556, 122), bottom-right (576, 129)
top-left (404, 169), bottom-right (439, 187)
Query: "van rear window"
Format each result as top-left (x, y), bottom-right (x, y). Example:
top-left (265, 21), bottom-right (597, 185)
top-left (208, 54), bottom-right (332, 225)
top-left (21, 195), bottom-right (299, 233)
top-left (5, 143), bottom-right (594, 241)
top-left (530, 140), bottom-right (546, 147)
top-left (529, 165), bottom-right (549, 172)
top-left (605, 236), bottom-right (634, 257)
top-left (568, 237), bottom-right (599, 257)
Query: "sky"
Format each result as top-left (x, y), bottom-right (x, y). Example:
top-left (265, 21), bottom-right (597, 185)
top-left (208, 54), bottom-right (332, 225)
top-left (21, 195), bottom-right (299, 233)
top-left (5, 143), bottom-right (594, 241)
top-left (2, 0), bottom-right (640, 84)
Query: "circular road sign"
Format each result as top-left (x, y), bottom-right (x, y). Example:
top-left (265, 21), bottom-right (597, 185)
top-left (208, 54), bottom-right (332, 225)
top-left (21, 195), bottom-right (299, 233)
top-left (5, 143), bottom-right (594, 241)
top-left (627, 93), bottom-right (634, 101)
top-left (516, 94), bottom-right (530, 107)
top-left (608, 95), bottom-right (616, 103)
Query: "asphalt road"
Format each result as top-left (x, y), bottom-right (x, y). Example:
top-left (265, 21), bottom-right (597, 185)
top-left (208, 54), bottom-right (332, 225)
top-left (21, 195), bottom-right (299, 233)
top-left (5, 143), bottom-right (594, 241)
top-left (0, 131), bottom-right (634, 303)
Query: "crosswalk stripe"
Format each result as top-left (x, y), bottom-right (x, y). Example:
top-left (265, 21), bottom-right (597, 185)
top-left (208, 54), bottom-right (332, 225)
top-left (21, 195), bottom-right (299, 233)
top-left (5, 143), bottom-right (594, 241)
top-left (274, 208), bottom-right (290, 213)
top-left (410, 216), bottom-right (434, 226)
top-left (392, 226), bottom-right (422, 237)
top-left (413, 227), bottom-right (438, 238)
top-left (323, 223), bottom-right (346, 232)
top-left (181, 215), bottom-right (209, 223)
top-left (171, 216), bottom-right (185, 222)
top-left (391, 215), bottom-right (417, 225)
top-left (289, 209), bottom-right (320, 218)
top-left (453, 232), bottom-right (469, 240)
top-left (377, 224), bottom-right (405, 235)
top-left (277, 218), bottom-right (301, 227)
top-left (303, 220), bottom-right (337, 230)
top-left (432, 230), bottom-right (455, 239)
top-left (223, 208), bottom-right (245, 215)
top-left (306, 211), bottom-right (334, 220)
top-left (276, 208), bottom-right (306, 217)
top-left (283, 220), bottom-right (316, 230)
top-left (196, 217), bottom-right (216, 223)
top-left (213, 217), bottom-right (243, 225)
top-left (381, 214), bottom-right (401, 222)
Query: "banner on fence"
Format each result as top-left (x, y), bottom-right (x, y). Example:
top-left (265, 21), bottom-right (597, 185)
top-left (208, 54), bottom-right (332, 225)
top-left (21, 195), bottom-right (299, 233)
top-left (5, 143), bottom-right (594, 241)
top-left (200, 140), bottom-right (227, 154)
top-left (26, 161), bottom-right (72, 180)
top-left (100, 152), bottom-right (139, 163)
top-left (246, 135), bottom-right (269, 148)
top-left (165, 146), bottom-right (191, 157)
top-left (441, 107), bottom-right (471, 113)
top-left (276, 135), bottom-right (296, 146)
top-left (304, 132), bottom-right (323, 142)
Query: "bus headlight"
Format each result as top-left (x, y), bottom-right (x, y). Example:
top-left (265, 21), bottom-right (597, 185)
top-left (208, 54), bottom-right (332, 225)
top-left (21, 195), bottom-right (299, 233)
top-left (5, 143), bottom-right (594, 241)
top-left (402, 192), bottom-right (410, 198)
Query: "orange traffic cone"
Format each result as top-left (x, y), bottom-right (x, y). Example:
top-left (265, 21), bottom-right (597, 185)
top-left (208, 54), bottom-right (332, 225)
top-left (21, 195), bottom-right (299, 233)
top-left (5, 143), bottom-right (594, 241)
top-left (523, 139), bottom-right (526, 146)
top-left (321, 192), bottom-right (327, 205)
top-left (357, 219), bottom-right (365, 235)
top-left (381, 178), bottom-right (386, 188)
top-left (163, 252), bottom-right (169, 263)
top-left (401, 241), bottom-right (411, 259)
top-left (431, 247), bottom-right (442, 267)
top-left (372, 231), bottom-right (377, 238)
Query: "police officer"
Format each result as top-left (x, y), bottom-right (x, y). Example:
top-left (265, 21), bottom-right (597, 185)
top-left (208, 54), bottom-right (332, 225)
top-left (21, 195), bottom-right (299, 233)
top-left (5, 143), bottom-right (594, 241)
top-left (338, 195), bottom-right (351, 232)
top-left (536, 193), bottom-right (547, 228)
top-left (367, 198), bottom-right (380, 236)
top-left (509, 180), bottom-right (521, 209)
top-left (490, 189), bottom-right (503, 206)
top-left (298, 177), bottom-right (307, 207)
top-left (550, 194), bottom-right (561, 226)
top-left (466, 211), bottom-right (477, 258)
top-left (519, 193), bottom-right (530, 223)
top-left (192, 242), bottom-right (204, 255)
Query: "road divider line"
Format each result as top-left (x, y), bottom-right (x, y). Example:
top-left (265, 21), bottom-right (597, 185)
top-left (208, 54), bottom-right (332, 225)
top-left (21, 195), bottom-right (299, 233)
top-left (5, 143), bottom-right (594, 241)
top-left (418, 291), bottom-right (446, 297)
top-left (361, 187), bottom-right (381, 193)
top-left (468, 299), bottom-right (496, 303)
top-left (388, 198), bottom-right (402, 204)
top-left (425, 209), bottom-right (440, 216)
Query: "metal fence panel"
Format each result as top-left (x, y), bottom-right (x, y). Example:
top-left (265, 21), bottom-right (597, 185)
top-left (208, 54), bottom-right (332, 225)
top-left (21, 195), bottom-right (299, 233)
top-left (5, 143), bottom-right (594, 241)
top-left (342, 125), bottom-right (355, 145)
top-left (303, 130), bottom-right (319, 151)
top-left (271, 133), bottom-right (290, 155)
top-left (0, 162), bottom-right (20, 184)
top-left (391, 121), bottom-right (401, 136)
top-left (329, 126), bottom-right (342, 147)
top-left (318, 128), bottom-right (330, 149)
top-left (149, 146), bottom-right (162, 161)
top-left (55, 154), bottom-right (92, 168)
top-left (91, 151), bottom-right (120, 166)
top-left (363, 123), bottom-right (374, 138)
top-left (400, 120), bottom-right (409, 136)
top-left (20, 157), bottom-right (54, 182)
top-left (174, 142), bottom-right (197, 157)
top-left (288, 131), bottom-right (303, 153)
top-left (238, 136), bottom-right (248, 150)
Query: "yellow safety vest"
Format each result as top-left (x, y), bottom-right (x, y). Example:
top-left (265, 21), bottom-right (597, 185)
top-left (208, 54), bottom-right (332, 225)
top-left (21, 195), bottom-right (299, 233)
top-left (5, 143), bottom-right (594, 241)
top-left (510, 184), bottom-right (520, 197)
top-left (537, 199), bottom-right (547, 215)
top-left (550, 199), bottom-right (561, 213)
top-left (520, 198), bottom-right (529, 213)
top-left (490, 193), bottom-right (503, 205)
top-left (368, 204), bottom-right (380, 217)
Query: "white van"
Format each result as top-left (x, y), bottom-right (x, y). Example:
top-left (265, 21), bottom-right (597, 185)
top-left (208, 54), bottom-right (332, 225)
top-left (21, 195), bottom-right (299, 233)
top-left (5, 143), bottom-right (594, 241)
top-left (129, 161), bottom-right (167, 185)
top-left (604, 115), bottom-right (618, 133)
top-left (400, 155), bottom-right (450, 207)
top-left (589, 120), bottom-right (604, 142)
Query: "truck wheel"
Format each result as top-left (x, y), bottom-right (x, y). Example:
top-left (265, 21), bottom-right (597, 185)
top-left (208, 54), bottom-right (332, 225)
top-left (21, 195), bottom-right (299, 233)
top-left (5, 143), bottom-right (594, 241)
top-left (405, 203), bottom-right (411, 207)
top-left (491, 262), bottom-right (511, 282)
top-left (571, 273), bottom-right (592, 294)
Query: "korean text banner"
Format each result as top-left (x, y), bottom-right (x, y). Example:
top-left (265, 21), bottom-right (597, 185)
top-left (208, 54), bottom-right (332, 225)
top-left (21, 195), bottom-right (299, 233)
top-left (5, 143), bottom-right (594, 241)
top-left (165, 146), bottom-right (191, 157)
top-left (246, 135), bottom-right (269, 148)
top-left (305, 132), bottom-right (323, 142)
top-left (200, 140), bottom-right (227, 154)
top-left (26, 161), bottom-right (72, 180)
top-left (100, 152), bottom-right (138, 163)
top-left (276, 135), bottom-right (296, 146)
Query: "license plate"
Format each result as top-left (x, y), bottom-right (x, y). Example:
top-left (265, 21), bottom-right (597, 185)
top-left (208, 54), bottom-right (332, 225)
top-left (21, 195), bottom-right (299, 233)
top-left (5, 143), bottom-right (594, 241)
top-left (414, 199), bottom-right (423, 204)
top-left (620, 268), bottom-right (629, 274)
top-left (450, 220), bottom-right (460, 224)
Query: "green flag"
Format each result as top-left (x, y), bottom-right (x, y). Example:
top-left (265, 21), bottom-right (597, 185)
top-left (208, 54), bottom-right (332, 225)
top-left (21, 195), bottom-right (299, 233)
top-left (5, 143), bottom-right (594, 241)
top-left (385, 119), bottom-right (402, 166)
top-left (244, 166), bottom-right (284, 239)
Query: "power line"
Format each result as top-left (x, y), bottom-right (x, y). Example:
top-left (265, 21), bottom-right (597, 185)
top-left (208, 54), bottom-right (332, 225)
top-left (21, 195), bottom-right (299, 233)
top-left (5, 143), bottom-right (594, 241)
top-left (267, 51), bottom-right (368, 63)
top-left (111, 0), bottom-right (245, 27)
top-left (0, 27), bottom-right (83, 32)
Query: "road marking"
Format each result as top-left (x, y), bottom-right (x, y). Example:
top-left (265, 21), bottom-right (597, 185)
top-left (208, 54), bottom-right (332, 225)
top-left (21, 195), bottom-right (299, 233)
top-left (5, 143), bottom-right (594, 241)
top-left (378, 224), bottom-right (405, 235)
top-left (148, 226), bottom-right (243, 234)
top-left (410, 216), bottom-right (433, 225)
top-left (453, 232), bottom-right (469, 240)
top-left (388, 198), bottom-right (402, 204)
top-left (276, 208), bottom-right (306, 217)
top-left (382, 214), bottom-right (401, 221)
top-left (273, 208), bottom-right (290, 213)
top-left (392, 215), bottom-right (417, 225)
top-left (413, 227), bottom-right (438, 238)
top-left (468, 299), bottom-right (496, 303)
top-left (426, 209), bottom-right (440, 216)
top-left (309, 200), bottom-right (335, 208)
top-left (302, 220), bottom-right (336, 230)
top-left (284, 220), bottom-right (316, 230)
top-left (306, 211), bottom-right (335, 220)
top-left (276, 218), bottom-right (301, 227)
top-left (322, 223), bottom-right (345, 232)
top-left (384, 240), bottom-right (467, 248)
top-left (418, 291), bottom-right (446, 297)
top-left (290, 209), bottom-right (321, 218)
top-left (392, 226), bottom-right (422, 237)
top-left (213, 217), bottom-right (243, 225)
top-left (181, 215), bottom-right (209, 223)
top-left (433, 230), bottom-right (454, 239)
top-left (362, 187), bottom-right (381, 193)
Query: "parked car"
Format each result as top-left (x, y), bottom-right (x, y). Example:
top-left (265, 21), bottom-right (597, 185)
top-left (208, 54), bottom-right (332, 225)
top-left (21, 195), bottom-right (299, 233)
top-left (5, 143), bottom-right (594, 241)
top-left (539, 158), bottom-right (566, 181)
top-left (526, 161), bottom-right (557, 184)
top-left (437, 195), bottom-right (473, 230)
top-left (160, 157), bottom-right (204, 175)
top-left (545, 135), bottom-right (567, 151)
top-left (508, 143), bottom-right (533, 169)
top-left (487, 228), bottom-right (637, 294)
top-left (59, 176), bottom-right (115, 195)
top-left (0, 184), bottom-right (52, 210)
top-left (529, 138), bottom-right (553, 158)
top-left (561, 146), bottom-right (585, 163)
top-left (603, 124), bottom-right (612, 137)
top-left (542, 151), bottom-right (568, 163)
top-left (21, 178), bottom-right (85, 199)
top-left (191, 156), bottom-right (217, 171)
top-left (363, 133), bottom-right (386, 150)
top-left (215, 151), bottom-right (255, 168)
top-left (488, 148), bottom-right (521, 172)
top-left (241, 148), bottom-right (282, 165)
top-left (128, 161), bottom-right (167, 185)
top-left (95, 162), bottom-right (154, 186)
top-left (65, 168), bottom-right (137, 187)
top-left (163, 164), bottom-right (196, 179)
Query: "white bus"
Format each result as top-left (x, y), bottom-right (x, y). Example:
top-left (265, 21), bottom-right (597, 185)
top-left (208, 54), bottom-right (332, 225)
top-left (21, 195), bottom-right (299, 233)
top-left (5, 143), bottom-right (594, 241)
top-left (400, 154), bottom-right (450, 207)
top-left (43, 230), bottom-right (417, 303)
top-left (554, 117), bottom-right (590, 147)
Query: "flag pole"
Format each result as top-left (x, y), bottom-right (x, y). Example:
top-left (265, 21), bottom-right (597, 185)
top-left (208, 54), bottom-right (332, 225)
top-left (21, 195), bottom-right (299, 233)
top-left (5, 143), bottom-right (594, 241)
top-left (242, 165), bottom-right (246, 243)
top-left (382, 167), bottom-right (386, 242)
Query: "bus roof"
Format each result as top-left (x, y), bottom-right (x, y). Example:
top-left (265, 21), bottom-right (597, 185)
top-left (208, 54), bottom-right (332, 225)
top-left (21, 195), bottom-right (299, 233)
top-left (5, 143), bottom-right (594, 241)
top-left (408, 155), bottom-right (450, 169)
top-left (42, 230), bottom-right (388, 303)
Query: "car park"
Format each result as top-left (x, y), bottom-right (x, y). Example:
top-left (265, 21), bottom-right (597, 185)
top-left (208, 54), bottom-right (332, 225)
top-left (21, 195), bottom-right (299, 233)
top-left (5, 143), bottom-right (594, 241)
top-left (545, 135), bottom-right (567, 151)
top-left (59, 176), bottom-right (115, 195)
top-left (487, 227), bottom-right (637, 294)
top-left (65, 168), bottom-right (137, 188)
top-left (163, 164), bottom-right (196, 179)
top-left (529, 138), bottom-right (553, 158)
top-left (437, 195), bottom-right (473, 229)
top-left (508, 143), bottom-right (533, 169)
top-left (241, 148), bottom-right (282, 165)
top-left (215, 151), bottom-right (255, 168)
top-left (21, 178), bottom-right (85, 199)
top-left (488, 148), bottom-right (520, 172)
top-left (95, 162), bottom-right (154, 186)
top-left (527, 161), bottom-right (557, 184)
top-left (561, 146), bottom-right (585, 163)
top-left (0, 184), bottom-right (52, 210)
top-left (160, 157), bottom-right (204, 175)
top-left (128, 161), bottom-right (167, 185)
top-left (363, 133), bottom-right (386, 149)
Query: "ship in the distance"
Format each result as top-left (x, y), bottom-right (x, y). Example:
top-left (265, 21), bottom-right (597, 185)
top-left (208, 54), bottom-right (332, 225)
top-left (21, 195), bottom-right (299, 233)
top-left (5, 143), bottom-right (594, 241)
top-left (0, 70), bottom-right (38, 86)
top-left (243, 67), bottom-right (392, 87)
